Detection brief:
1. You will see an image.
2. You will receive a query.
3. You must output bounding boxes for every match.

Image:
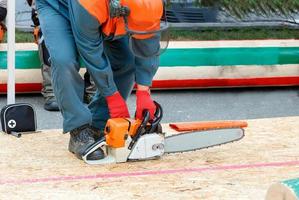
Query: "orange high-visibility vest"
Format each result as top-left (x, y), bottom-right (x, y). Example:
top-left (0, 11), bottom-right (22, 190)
top-left (79, 0), bottom-right (126, 39)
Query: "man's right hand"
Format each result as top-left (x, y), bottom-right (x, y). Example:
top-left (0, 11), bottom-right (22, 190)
top-left (106, 92), bottom-right (130, 118)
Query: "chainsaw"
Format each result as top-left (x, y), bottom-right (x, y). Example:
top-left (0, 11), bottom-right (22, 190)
top-left (82, 102), bottom-right (247, 165)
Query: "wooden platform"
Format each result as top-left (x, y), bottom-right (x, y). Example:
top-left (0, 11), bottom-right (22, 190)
top-left (0, 117), bottom-right (299, 199)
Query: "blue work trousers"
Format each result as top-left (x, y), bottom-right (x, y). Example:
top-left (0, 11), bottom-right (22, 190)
top-left (36, 0), bottom-right (137, 132)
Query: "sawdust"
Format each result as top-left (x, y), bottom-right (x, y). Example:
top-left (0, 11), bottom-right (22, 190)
top-left (0, 117), bottom-right (298, 200)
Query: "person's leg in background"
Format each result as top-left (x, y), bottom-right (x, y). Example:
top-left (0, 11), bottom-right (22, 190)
top-left (39, 38), bottom-right (59, 111)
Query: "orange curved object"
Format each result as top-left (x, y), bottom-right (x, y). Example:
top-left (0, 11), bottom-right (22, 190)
top-left (169, 121), bottom-right (248, 132)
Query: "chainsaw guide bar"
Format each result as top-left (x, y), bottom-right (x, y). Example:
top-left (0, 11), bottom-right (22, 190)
top-left (164, 128), bottom-right (245, 153)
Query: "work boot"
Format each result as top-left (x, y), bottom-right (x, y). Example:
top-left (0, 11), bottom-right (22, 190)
top-left (68, 125), bottom-right (105, 160)
top-left (44, 98), bottom-right (59, 111)
top-left (90, 126), bottom-right (105, 141)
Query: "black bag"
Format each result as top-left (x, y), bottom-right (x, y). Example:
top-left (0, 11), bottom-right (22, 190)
top-left (1, 103), bottom-right (37, 137)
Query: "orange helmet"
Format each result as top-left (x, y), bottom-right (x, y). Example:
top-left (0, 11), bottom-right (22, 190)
top-left (109, 0), bottom-right (167, 39)
top-left (121, 0), bottom-right (163, 39)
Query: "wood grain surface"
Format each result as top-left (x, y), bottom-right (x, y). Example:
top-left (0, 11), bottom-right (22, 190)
top-left (0, 117), bottom-right (298, 200)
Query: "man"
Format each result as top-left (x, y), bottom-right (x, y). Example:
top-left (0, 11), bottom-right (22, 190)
top-left (35, 0), bottom-right (166, 161)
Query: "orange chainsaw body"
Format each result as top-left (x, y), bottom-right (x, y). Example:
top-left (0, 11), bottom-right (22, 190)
top-left (104, 118), bottom-right (142, 148)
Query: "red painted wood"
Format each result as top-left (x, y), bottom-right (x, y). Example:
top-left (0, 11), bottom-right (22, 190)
top-left (1, 76), bottom-right (299, 94)
top-left (152, 77), bottom-right (299, 89)
top-left (0, 83), bottom-right (42, 94)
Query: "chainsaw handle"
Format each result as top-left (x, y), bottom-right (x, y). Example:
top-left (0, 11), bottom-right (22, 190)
top-left (148, 101), bottom-right (163, 133)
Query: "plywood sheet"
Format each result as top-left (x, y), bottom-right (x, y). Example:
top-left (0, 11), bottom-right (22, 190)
top-left (0, 117), bottom-right (298, 200)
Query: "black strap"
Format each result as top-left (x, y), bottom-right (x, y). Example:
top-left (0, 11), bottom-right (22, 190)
top-left (10, 131), bottom-right (22, 138)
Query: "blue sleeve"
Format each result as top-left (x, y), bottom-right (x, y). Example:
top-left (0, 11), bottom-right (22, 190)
top-left (132, 36), bottom-right (160, 86)
top-left (68, 0), bottom-right (117, 97)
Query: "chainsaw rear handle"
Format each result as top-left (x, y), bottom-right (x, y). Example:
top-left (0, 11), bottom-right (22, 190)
top-left (148, 101), bottom-right (163, 133)
top-left (137, 101), bottom-right (163, 135)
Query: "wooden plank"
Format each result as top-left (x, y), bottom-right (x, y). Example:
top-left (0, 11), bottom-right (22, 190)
top-left (0, 117), bottom-right (299, 199)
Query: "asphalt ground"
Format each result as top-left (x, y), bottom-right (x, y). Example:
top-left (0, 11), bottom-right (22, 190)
top-left (0, 87), bottom-right (299, 130)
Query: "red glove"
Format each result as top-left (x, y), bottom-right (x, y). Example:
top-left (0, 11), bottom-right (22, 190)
top-left (106, 92), bottom-right (130, 118)
top-left (136, 90), bottom-right (156, 120)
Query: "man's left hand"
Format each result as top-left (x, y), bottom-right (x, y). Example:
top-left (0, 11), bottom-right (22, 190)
top-left (136, 89), bottom-right (156, 120)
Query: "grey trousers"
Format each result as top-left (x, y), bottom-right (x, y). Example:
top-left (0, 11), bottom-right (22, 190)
top-left (39, 40), bottom-right (56, 101)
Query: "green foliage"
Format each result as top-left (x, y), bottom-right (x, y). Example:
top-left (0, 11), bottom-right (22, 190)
top-left (169, 28), bottom-right (299, 40)
top-left (174, 0), bottom-right (299, 19)
top-left (3, 31), bottom-right (34, 43)
top-left (15, 31), bottom-right (34, 43)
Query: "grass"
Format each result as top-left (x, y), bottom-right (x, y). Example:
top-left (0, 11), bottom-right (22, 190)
top-left (15, 30), bottom-right (35, 43)
top-left (8, 28), bottom-right (299, 43)
top-left (3, 30), bottom-right (35, 43)
top-left (169, 28), bottom-right (299, 40)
